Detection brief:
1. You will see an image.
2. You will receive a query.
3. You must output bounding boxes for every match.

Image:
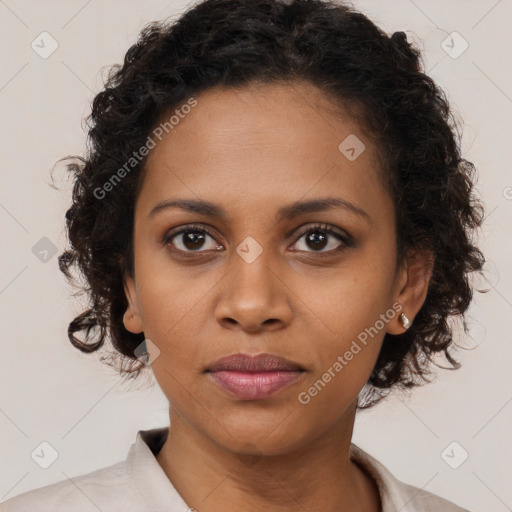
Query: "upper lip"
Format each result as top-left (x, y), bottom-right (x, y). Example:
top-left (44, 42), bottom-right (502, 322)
top-left (207, 353), bottom-right (304, 373)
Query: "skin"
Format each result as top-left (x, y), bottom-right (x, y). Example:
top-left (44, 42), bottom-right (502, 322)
top-left (123, 81), bottom-right (433, 512)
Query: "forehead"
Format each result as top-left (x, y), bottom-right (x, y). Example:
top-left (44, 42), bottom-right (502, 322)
top-left (138, 81), bottom-right (390, 223)
top-left (149, 81), bottom-right (372, 161)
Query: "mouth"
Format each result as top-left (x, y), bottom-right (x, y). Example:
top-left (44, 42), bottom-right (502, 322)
top-left (205, 353), bottom-right (305, 400)
top-left (206, 352), bottom-right (305, 373)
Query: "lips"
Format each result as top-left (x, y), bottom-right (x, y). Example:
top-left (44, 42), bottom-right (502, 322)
top-left (206, 353), bottom-right (304, 373)
top-left (206, 353), bottom-right (305, 400)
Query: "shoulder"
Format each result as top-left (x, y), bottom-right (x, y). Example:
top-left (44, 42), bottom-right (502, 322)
top-left (385, 475), bottom-right (472, 512)
top-left (350, 444), bottom-right (471, 512)
top-left (0, 460), bottom-right (144, 512)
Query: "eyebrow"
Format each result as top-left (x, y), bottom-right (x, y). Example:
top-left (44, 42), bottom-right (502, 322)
top-left (149, 197), bottom-right (370, 223)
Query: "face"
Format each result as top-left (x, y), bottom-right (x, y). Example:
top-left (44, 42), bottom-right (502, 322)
top-left (123, 82), bottom-right (430, 456)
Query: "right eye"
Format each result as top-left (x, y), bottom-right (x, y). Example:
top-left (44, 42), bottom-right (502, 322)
top-left (163, 224), bottom-right (224, 255)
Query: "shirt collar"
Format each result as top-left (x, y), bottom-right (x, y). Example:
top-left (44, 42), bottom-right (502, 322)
top-left (127, 427), bottom-right (191, 511)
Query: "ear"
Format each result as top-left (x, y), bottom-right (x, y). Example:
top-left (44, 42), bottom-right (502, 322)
top-left (387, 248), bottom-right (435, 335)
top-left (123, 273), bottom-right (144, 334)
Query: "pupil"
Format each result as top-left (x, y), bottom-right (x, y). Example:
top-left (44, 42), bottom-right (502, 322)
top-left (183, 231), bottom-right (205, 250)
top-left (307, 231), bottom-right (327, 250)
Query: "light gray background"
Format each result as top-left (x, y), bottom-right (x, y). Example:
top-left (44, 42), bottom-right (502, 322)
top-left (0, 1), bottom-right (511, 510)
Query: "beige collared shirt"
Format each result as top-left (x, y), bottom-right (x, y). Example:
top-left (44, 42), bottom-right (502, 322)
top-left (0, 427), bottom-right (470, 511)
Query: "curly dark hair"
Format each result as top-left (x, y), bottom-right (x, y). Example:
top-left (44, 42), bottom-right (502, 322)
top-left (57, 0), bottom-right (486, 407)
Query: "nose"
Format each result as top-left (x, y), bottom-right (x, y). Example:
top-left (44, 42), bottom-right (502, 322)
top-left (214, 249), bottom-right (293, 333)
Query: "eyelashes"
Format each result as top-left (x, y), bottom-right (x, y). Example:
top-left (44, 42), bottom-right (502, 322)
top-left (162, 222), bottom-right (354, 258)
top-left (292, 223), bottom-right (354, 253)
top-left (163, 223), bottom-right (223, 255)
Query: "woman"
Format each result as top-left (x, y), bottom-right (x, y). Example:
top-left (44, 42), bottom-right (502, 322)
top-left (1, 0), bottom-right (485, 510)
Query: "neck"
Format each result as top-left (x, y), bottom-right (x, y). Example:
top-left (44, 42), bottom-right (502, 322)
top-left (155, 402), bottom-right (381, 512)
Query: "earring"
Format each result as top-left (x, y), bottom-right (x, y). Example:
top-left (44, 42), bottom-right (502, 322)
top-left (399, 312), bottom-right (411, 330)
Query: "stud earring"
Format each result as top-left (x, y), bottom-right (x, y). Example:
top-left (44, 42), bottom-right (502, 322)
top-left (399, 312), bottom-right (411, 330)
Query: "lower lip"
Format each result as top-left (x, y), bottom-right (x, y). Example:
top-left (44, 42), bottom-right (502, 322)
top-left (208, 370), bottom-right (304, 400)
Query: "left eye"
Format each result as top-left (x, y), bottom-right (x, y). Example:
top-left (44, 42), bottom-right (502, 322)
top-left (291, 224), bottom-right (351, 253)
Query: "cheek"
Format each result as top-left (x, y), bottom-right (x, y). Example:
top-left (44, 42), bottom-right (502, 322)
top-left (134, 252), bottom-right (216, 340)
top-left (296, 255), bottom-right (395, 393)
top-left (302, 264), bottom-right (393, 345)
top-left (300, 325), bottom-right (384, 409)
